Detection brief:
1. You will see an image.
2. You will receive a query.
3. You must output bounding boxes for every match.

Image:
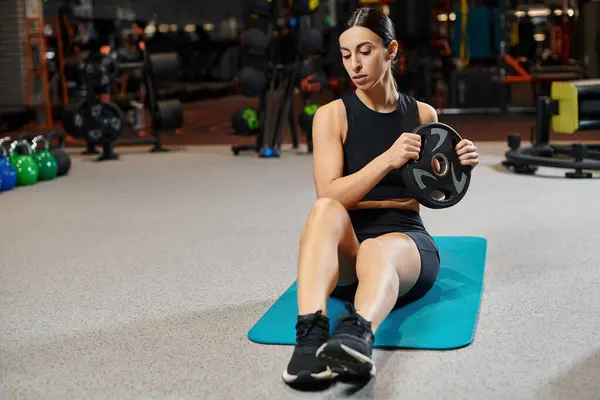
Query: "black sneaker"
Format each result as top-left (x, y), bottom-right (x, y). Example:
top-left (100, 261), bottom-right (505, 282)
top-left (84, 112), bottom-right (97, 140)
top-left (316, 303), bottom-right (376, 379)
top-left (282, 310), bottom-right (333, 385)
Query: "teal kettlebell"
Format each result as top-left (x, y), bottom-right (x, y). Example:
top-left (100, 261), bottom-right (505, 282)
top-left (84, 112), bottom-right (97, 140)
top-left (9, 140), bottom-right (39, 186)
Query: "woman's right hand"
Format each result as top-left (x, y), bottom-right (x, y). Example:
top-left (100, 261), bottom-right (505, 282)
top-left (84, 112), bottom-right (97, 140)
top-left (384, 133), bottom-right (422, 169)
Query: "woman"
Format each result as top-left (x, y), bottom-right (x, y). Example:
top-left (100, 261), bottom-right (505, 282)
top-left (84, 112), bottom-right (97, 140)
top-left (282, 7), bottom-right (479, 386)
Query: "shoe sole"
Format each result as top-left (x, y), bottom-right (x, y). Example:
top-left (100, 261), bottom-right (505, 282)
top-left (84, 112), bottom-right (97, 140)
top-left (316, 342), bottom-right (376, 379)
top-left (282, 366), bottom-right (334, 385)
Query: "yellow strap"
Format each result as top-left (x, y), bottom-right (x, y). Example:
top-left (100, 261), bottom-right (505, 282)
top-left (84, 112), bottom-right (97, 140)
top-left (510, 22), bottom-right (519, 46)
top-left (460, 0), bottom-right (469, 66)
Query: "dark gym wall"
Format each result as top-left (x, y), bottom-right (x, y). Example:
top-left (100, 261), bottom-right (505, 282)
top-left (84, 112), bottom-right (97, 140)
top-left (125, 0), bottom-right (244, 25)
top-left (0, 0), bottom-right (26, 106)
top-left (44, 0), bottom-right (244, 26)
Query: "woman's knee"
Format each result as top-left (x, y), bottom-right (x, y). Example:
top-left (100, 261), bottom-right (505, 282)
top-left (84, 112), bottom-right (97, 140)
top-left (311, 197), bottom-right (346, 216)
top-left (307, 198), bottom-right (349, 227)
top-left (356, 238), bottom-right (384, 258)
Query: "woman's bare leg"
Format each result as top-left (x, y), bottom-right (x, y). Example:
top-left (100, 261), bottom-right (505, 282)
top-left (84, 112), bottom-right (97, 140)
top-left (283, 197), bottom-right (359, 386)
top-left (297, 197), bottom-right (360, 316)
top-left (353, 233), bottom-right (421, 332)
top-left (316, 232), bottom-right (421, 379)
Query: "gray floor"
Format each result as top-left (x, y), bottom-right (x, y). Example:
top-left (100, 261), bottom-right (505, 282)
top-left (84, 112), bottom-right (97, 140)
top-left (1, 143), bottom-right (600, 400)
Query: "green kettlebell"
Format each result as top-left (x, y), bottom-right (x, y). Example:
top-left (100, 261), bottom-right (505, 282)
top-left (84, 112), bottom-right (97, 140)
top-left (9, 140), bottom-right (39, 186)
top-left (32, 135), bottom-right (58, 181)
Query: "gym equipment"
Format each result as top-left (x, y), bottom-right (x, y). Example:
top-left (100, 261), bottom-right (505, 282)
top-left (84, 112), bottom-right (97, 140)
top-left (451, 6), bottom-right (498, 60)
top-left (31, 136), bottom-right (58, 181)
top-left (233, 0), bottom-right (319, 157)
top-left (551, 80), bottom-right (600, 134)
top-left (249, 236), bottom-right (487, 350)
top-left (243, 29), bottom-right (270, 56)
top-left (232, 108), bottom-right (260, 135)
top-left (297, 104), bottom-right (318, 134)
top-left (9, 140), bottom-right (39, 186)
top-left (49, 133), bottom-right (71, 177)
top-left (236, 66), bottom-right (268, 97)
top-left (451, 67), bottom-right (506, 109)
top-left (504, 80), bottom-right (600, 178)
top-left (299, 71), bottom-right (328, 93)
top-left (83, 51), bottom-right (119, 89)
top-left (64, 100), bottom-right (125, 146)
top-left (84, 51), bottom-right (181, 94)
top-left (0, 138), bottom-right (17, 191)
top-left (401, 123), bottom-right (472, 209)
top-left (65, 37), bottom-right (183, 161)
top-left (298, 28), bottom-right (323, 55)
top-left (297, 58), bottom-right (316, 82)
top-left (154, 99), bottom-right (184, 132)
top-left (298, 104), bottom-right (318, 153)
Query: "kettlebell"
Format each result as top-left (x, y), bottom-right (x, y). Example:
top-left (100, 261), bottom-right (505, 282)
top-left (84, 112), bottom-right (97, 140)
top-left (49, 133), bottom-right (71, 176)
top-left (9, 140), bottom-right (39, 186)
top-left (0, 137), bottom-right (17, 191)
top-left (32, 135), bottom-right (58, 181)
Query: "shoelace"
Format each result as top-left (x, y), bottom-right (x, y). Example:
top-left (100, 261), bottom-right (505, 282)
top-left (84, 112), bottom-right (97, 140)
top-left (295, 311), bottom-right (329, 352)
top-left (334, 302), bottom-right (369, 337)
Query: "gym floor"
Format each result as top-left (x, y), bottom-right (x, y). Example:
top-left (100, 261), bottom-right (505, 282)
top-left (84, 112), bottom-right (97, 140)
top-left (1, 97), bottom-right (600, 399)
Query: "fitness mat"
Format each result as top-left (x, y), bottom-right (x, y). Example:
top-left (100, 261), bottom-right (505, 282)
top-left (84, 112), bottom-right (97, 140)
top-left (248, 236), bottom-right (486, 350)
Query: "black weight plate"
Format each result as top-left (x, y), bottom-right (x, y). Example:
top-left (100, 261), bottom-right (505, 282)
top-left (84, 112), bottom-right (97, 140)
top-left (84, 101), bottom-right (125, 145)
top-left (401, 122), bottom-right (472, 209)
top-left (62, 100), bottom-right (87, 138)
top-left (149, 53), bottom-right (181, 78)
top-left (156, 99), bottom-right (184, 132)
top-left (85, 52), bottom-right (119, 88)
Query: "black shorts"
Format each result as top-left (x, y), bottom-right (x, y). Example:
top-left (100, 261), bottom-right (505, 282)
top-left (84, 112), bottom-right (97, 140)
top-left (331, 208), bottom-right (441, 310)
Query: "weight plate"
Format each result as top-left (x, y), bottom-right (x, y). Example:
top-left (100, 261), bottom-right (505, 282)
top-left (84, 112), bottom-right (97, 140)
top-left (85, 52), bottom-right (119, 89)
top-left (149, 53), bottom-right (181, 78)
top-left (82, 101), bottom-right (125, 145)
top-left (156, 99), bottom-right (184, 132)
top-left (401, 122), bottom-right (472, 209)
top-left (62, 101), bottom-right (87, 138)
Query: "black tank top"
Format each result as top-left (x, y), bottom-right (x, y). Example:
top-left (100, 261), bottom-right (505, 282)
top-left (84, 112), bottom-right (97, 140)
top-left (342, 91), bottom-right (421, 201)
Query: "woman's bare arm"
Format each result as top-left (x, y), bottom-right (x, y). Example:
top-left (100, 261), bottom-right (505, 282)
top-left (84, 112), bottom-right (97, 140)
top-left (312, 101), bottom-right (394, 209)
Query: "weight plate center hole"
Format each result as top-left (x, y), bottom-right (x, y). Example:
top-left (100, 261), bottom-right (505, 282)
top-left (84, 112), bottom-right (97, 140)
top-left (432, 153), bottom-right (449, 177)
top-left (430, 190), bottom-right (447, 202)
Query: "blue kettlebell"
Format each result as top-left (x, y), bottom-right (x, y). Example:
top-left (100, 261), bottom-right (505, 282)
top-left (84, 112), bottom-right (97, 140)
top-left (0, 137), bottom-right (17, 191)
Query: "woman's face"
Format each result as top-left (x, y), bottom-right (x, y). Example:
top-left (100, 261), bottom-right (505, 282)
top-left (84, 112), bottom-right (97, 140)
top-left (339, 26), bottom-right (396, 90)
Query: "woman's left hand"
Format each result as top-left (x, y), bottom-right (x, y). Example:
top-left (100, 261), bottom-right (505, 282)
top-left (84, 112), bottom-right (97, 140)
top-left (455, 139), bottom-right (479, 168)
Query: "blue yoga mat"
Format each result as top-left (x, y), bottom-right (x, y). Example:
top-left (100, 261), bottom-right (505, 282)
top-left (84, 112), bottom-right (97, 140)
top-left (248, 236), bottom-right (487, 350)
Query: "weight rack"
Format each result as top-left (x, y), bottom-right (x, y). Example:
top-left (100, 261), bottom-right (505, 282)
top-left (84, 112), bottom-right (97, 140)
top-left (64, 17), bottom-right (184, 162)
